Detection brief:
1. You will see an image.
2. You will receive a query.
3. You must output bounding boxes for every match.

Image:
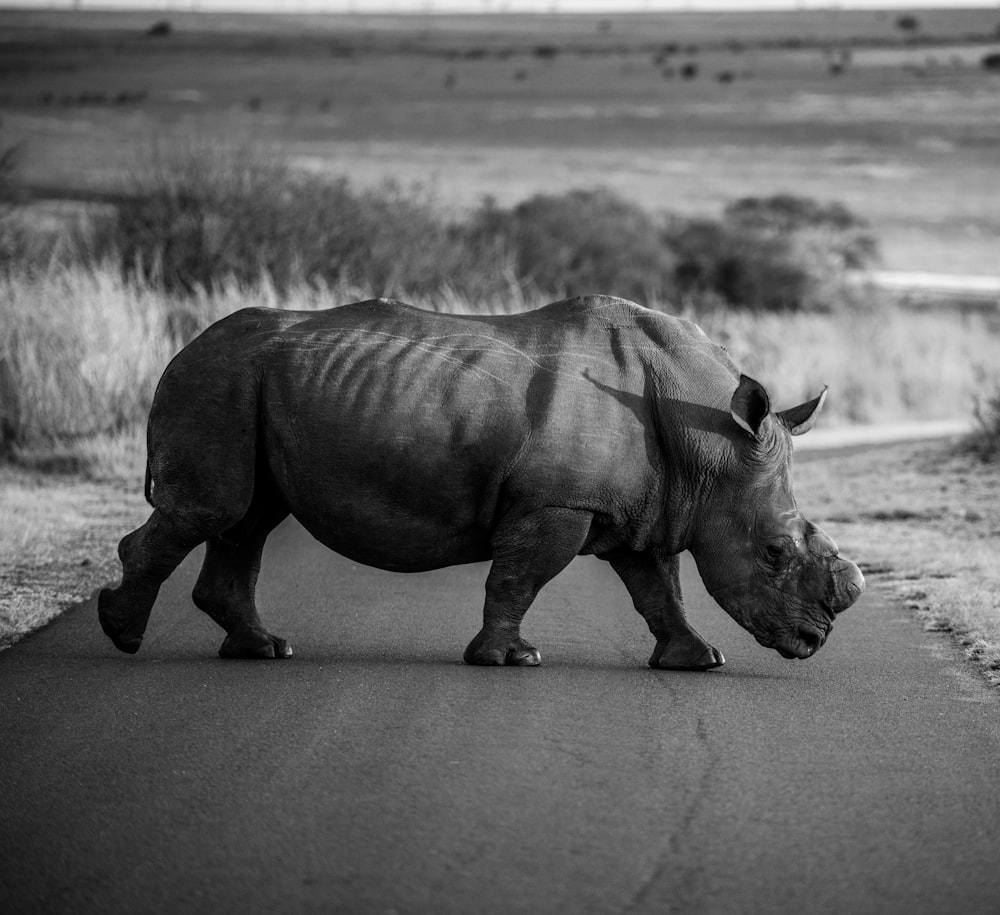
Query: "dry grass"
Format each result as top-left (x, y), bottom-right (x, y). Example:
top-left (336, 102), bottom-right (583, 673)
top-left (1, 268), bottom-right (174, 442)
top-left (697, 305), bottom-right (1000, 423)
top-left (0, 462), bottom-right (147, 650)
top-left (796, 441), bottom-right (1000, 685)
top-left (3, 263), bottom-right (998, 465)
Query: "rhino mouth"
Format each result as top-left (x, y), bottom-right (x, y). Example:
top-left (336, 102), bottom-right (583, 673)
top-left (773, 624), bottom-right (829, 660)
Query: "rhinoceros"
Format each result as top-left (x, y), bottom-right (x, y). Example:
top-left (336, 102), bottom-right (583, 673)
top-left (99, 296), bottom-right (864, 668)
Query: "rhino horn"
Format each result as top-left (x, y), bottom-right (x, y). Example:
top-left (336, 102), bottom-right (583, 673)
top-left (776, 386), bottom-right (828, 436)
top-left (730, 374), bottom-right (771, 438)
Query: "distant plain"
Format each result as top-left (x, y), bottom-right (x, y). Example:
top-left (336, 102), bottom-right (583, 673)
top-left (2, 6), bottom-right (999, 272)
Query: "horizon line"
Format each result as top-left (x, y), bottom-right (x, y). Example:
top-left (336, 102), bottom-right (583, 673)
top-left (4, 1), bottom-right (1000, 14)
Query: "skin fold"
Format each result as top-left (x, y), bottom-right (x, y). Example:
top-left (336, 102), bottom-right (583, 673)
top-left (99, 295), bottom-right (864, 667)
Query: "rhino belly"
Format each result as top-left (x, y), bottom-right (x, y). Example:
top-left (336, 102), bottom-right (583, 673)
top-left (259, 394), bottom-right (509, 574)
top-left (281, 476), bottom-right (494, 573)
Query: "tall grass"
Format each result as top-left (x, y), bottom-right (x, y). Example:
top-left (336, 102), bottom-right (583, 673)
top-left (2, 261), bottom-right (997, 478)
top-left (697, 305), bottom-right (998, 423)
top-left (0, 268), bottom-right (169, 453)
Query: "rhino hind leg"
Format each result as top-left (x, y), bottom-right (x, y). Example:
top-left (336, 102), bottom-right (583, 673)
top-left (608, 550), bottom-right (725, 671)
top-left (99, 508), bottom-right (218, 654)
top-left (464, 507), bottom-right (594, 667)
top-left (192, 502), bottom-right (292, 660)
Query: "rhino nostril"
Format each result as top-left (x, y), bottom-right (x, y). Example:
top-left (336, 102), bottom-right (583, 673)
top-left (798, 627), bottom-right (824, 656)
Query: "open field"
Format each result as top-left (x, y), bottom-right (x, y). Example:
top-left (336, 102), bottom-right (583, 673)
top-left (2, 7), bottom-right (1000, 271)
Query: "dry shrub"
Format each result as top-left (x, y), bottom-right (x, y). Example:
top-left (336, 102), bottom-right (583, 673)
top-left (965, 374), bottom-right (1000, 461)
top-left (87, 140), bottom-right (474, 298)
top-left (77, 140), bottom-right (875, 312)
top-left (665, 217), bottom-right (809, 312)
top-left (467, 189), bottom-right (677, 304)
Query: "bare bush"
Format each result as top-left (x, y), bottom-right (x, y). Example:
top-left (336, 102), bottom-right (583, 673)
top-left (88, 142), bottom-right (470, 298)
top-left (0, 141), bottom-right (23, 212)
top-left (896, 14), bottom-right (921, 37)
top-left (724, 194), bottom-right (880, 270)
top-left (981, 52), bottom-right (1000, 72)
top-left (966, 376), bottom-right (1000, 461)
top-left (23, 142), bottom-right (881, 315)
top-left (466, 189), bottom-right (676, 303)
top-left (665, 217), bottom-right (809, 312)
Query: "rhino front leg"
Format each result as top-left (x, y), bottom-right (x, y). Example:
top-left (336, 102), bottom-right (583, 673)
top-left (608, 549), bottom-right (725, 671)
top-left (464, 507), bottom-right (593, 667)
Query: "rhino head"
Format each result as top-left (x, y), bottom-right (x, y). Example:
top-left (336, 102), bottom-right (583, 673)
top-left (687, 375), bottom-right (865, 660)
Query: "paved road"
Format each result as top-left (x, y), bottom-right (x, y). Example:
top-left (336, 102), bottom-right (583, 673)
top-left (3, 506), bottom-right (1000, 913)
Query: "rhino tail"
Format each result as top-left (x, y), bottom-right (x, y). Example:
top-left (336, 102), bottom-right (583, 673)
top-left (144, 460), bottom-right (153, 507)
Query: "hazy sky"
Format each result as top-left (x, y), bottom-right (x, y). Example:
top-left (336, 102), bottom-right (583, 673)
top-left (7, 0), bottom-right (999, 12)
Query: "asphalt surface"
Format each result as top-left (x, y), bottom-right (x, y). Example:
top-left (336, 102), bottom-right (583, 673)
top-left (3, 509), bottom-right (1000, 914)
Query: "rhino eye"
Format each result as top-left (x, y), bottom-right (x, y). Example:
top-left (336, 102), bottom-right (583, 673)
top-left (765, 540), bottom-right (786, 560)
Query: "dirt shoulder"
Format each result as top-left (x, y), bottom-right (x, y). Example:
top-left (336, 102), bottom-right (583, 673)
top-left (2, 437), bottom-right (998, 682)
top-left (796, 437), bottom-right (1000, 685)
top-left (0, 465), bottom-right (147, 650)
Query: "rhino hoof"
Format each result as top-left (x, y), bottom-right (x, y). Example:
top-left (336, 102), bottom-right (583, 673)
top-left (464, 634), bottom-right (541, 666)
top-left (113, 635), bottom-right (143, 654)
top-left (649, 642), bottom-right (725, 671)
top-left (219, 631), bottom-right (293, 660)
top-left (97, 588), bottom-right (143, 655)
top-left (504, 646), bottom-right (542, 666)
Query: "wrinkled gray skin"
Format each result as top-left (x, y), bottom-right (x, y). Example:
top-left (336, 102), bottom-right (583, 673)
top-left (99, 296), bottom-right (864, 668)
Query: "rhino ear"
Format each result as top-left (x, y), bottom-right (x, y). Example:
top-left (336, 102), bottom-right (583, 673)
top-left (776, 386), bottom-right (828, 436)
top-left (730, 374), bottom-right (771, 438)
